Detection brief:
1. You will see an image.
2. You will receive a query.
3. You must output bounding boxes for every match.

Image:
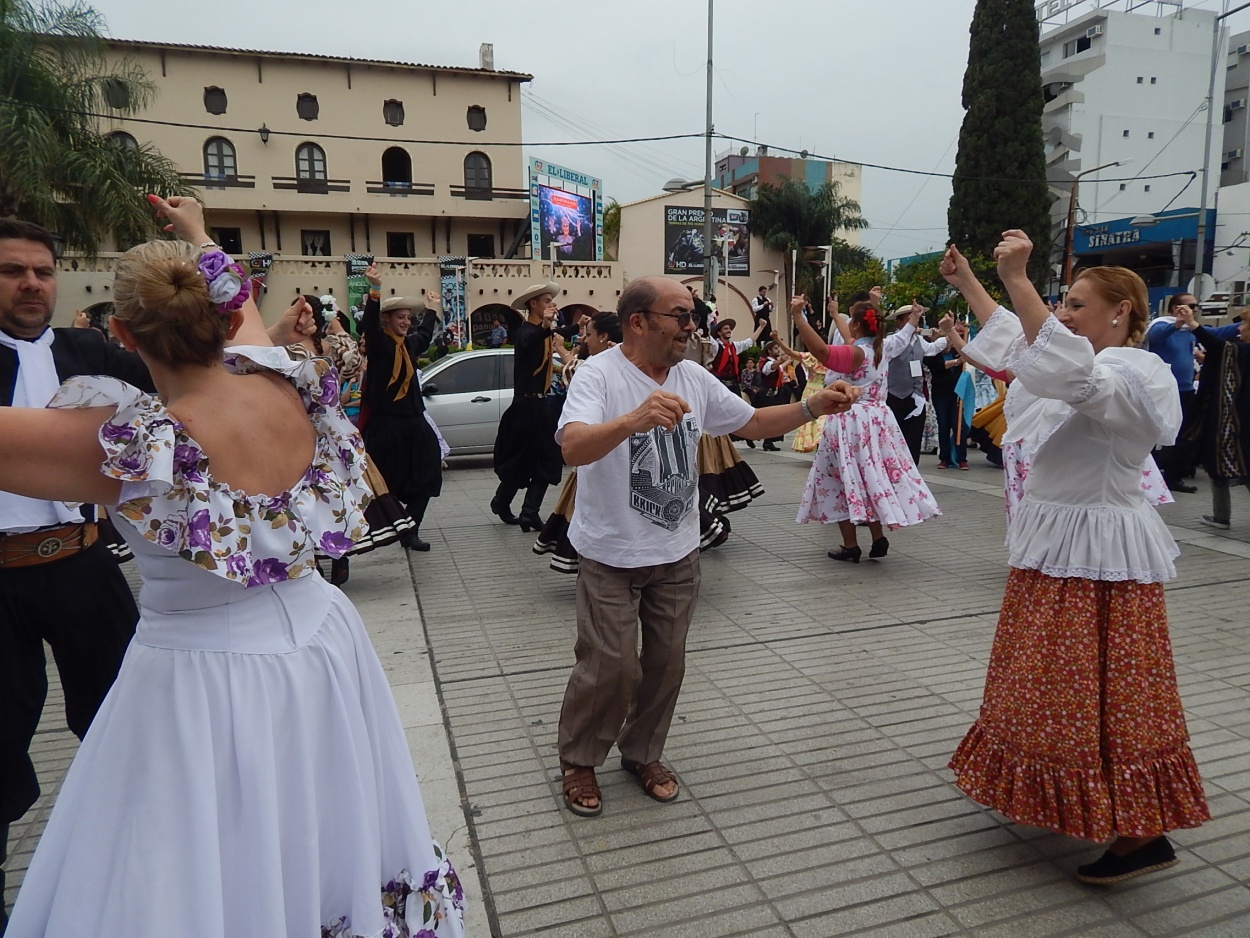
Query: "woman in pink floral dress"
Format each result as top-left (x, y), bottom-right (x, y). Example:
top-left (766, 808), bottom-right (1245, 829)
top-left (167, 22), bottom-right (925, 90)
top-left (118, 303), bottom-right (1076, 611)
top-left (791, 296), bottom-right (941, 562)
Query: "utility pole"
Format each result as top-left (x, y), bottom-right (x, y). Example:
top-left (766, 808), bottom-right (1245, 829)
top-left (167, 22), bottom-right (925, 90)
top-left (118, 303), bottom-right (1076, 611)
top-left (702, 0), bottom-right (716, 302)
top-left (1195, 1), bottom-right (1250, 297)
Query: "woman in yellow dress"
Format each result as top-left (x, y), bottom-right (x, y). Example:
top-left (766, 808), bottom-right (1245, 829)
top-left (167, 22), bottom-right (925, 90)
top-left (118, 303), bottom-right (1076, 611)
top-left (769, 330), bottom-right (828, 453)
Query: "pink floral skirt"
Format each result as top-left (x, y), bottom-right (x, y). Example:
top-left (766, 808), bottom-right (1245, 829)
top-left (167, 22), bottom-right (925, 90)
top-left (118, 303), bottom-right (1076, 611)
top-left (950, 569), bottom-right (1210, 841)
top-left (796, 400), bottom-right (940, 528)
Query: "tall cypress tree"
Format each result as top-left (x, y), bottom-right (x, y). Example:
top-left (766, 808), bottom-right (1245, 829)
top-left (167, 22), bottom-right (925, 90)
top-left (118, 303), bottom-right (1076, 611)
top-left (948, 0), bottom-right (1053, 286)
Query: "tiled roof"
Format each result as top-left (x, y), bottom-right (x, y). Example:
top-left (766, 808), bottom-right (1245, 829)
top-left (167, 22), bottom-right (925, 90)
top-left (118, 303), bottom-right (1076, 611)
top-left (106, 39), bottom-right (533, 81)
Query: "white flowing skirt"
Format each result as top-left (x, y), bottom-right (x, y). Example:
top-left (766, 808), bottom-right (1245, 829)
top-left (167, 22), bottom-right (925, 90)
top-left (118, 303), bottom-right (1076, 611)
top-left (797, 399), bottom-right (941, 528)
top-left (9, 576), bottom-right (464, 938)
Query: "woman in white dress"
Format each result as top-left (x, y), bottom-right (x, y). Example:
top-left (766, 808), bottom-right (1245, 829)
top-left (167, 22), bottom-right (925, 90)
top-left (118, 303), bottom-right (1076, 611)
top-left (940, 235), bottom-right (1208, 885)
top-left (1, 196), bottom-right (464, 937)
top-left (791, 295), bottom-right (941, 562)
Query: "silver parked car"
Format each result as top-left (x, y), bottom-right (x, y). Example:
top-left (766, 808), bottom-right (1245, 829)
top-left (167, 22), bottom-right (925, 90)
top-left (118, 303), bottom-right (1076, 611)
top-left (420, 348), bottom-right (516, 456)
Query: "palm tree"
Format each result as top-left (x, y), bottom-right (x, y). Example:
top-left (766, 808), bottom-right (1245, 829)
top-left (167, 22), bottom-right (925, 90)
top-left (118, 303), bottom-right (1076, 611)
top-left (748, 177), bottom-right (870, 300)
top-left (602, 198), bottom-right (621, 261)
top-left (0, 0), bottom-right (193, 253)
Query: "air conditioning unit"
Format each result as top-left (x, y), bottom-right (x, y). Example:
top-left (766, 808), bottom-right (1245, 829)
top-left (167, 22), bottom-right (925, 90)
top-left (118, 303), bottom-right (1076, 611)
top-left (1085, 24), bottom-right (1103, 38)
top-left (1233, 99), bottom-right (1247, 110)
top-left (1226, 148), bottom-right (1244, 159)
top-left (1238, 44), bottom-right (1250, 55)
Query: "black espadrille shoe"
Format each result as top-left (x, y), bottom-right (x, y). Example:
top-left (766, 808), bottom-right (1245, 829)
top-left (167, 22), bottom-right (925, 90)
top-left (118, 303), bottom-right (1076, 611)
top-left (1076, 836), bottom-right (1178, 885)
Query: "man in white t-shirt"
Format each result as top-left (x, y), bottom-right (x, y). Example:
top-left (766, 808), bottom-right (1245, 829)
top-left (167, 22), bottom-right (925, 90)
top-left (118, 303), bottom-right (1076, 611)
top-left (554, 276), bottom-right (859, 816)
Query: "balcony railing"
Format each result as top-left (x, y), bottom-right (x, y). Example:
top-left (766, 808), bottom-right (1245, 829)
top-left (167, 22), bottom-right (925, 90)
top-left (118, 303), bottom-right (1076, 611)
top-left (271, 176), bottom-right (351, 194)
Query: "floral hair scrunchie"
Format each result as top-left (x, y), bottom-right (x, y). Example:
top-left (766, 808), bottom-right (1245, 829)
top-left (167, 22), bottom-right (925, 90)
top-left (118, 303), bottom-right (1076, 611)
top-left (198, 250), bottom-right (250, 316)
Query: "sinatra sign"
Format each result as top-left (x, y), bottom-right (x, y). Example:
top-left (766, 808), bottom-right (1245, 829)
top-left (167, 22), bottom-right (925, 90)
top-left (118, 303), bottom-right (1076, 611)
top-left (1084, 228), bottom-right (1141, 249)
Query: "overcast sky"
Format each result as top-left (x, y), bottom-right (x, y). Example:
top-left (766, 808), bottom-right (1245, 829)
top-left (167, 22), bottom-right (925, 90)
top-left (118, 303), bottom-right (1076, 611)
top-left (90, 0), bottom-right (1250, 262)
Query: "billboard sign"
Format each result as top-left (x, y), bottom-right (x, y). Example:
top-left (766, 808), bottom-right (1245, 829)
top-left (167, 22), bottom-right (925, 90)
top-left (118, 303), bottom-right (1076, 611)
top-left (663, 206), bottom-right (751, 276)
top-left (529, 158), bottom-right (603, 262)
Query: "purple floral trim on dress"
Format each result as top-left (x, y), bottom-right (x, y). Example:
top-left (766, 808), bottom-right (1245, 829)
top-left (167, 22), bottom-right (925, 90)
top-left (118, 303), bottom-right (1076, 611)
top-left (48, 347), bottom-right (372, 587)
top-left (320, 848), bottom-right (465, 938)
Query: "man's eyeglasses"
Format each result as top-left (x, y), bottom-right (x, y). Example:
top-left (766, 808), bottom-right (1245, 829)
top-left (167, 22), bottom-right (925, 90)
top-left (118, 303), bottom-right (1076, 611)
top-left (642, 309), bottom-right (695, 328)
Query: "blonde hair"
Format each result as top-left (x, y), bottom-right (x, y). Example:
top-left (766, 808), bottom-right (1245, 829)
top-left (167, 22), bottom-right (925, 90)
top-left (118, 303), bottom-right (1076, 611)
top-left (111, 240), bottom-right (230, 367)
top-left (1071, 266), bottom-right (1149, 347)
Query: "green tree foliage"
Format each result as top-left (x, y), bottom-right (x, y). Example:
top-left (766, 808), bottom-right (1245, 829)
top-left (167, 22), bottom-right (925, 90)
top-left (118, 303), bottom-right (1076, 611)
top-left (749, 177), bottom-right (869, 299)
top-left (948, 0), bottom-right (1053, 286)
top-left (833, 252), bottom-right (1004, 326)
top-left (0, 0), bottom-right (194, 252)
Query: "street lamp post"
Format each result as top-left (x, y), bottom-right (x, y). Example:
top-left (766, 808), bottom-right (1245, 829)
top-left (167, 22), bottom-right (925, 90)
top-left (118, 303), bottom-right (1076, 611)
top-left (1063, 160), bottom-right (1125, 289)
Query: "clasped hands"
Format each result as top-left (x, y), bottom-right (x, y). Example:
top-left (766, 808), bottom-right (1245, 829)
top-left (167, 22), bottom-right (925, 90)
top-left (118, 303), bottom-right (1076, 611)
top-left (628, 382), bottom-right (860, 435)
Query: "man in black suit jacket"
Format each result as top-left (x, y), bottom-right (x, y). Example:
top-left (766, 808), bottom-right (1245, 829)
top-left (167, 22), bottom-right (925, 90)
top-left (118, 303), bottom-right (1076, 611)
top-left (0, 219), bottom-right (155, 930)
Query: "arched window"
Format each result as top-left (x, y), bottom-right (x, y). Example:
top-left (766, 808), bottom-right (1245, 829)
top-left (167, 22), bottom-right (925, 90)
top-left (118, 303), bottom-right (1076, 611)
top-left (381, 147), bottom-right (412, 186)
top-left (464, 152), bottom-right (492, 200)
top-left (203, 137), bottom-right (237, 179)
top-left (296, 142), bottom-right (327, 180)
top-left (108, 131), bottom-right (138, 150)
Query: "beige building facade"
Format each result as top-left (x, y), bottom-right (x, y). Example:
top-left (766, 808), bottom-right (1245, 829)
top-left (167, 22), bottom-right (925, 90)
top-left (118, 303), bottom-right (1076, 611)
top-left (53, 41), bottom-right (782, 345)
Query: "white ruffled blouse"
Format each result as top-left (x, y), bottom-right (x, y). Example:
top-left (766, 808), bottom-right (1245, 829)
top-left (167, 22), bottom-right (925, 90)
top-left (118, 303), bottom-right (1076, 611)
top-left (48, 346), bottom-right (371, 587)
top-left (963, 308), bottom-right (1182, 583)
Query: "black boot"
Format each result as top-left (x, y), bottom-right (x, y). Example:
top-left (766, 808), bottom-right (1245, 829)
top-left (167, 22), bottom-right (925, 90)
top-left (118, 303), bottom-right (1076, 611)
top-left (518, 480), bottom-right (547, 532)
top-left (330, 557), bottom-right (350, 585)
top-left (403, 497), bottom-right (431, 550)
top-left (402, 532), bottom-right (431, 551)
top-left (868, 537), bottom-right (889, 559)
top-left (490, 483), bottom-right (519, 524)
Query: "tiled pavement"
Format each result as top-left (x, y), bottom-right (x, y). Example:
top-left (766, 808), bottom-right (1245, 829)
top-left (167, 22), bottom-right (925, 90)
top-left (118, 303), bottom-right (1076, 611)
top-left (8, 442), bottom-right (1250, 936)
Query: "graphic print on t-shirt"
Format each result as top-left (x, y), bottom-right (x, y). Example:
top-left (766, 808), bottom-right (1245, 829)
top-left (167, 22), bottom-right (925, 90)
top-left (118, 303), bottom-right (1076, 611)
top-left (628, 416), bottom-right (701, 531)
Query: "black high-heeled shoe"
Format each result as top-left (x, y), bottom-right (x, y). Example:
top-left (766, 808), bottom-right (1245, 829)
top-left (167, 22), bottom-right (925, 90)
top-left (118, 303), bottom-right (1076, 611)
top-left (518, 511), bottom-right (543, 533)
top-left (490, 496), bottom-right (519, 525)
top-left (827, 545), bottom-right (861, 563)
top-left (869, 537), bottom-right (889, 559)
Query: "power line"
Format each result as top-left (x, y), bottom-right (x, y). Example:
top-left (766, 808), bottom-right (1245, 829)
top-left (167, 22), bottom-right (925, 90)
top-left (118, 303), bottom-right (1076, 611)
top-left (2, 96), bottom-right (1216, 187)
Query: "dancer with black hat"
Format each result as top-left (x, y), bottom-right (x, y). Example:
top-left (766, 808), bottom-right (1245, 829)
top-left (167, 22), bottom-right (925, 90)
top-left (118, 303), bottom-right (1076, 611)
top-left (490, 280), bottom-right (573, 531)
top-left (359, 265), bottom-right (442, 551)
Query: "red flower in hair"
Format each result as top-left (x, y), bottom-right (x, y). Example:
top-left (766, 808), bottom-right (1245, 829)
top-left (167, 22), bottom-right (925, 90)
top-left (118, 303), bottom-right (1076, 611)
top-left (863, 308), bottom-right (878, 334)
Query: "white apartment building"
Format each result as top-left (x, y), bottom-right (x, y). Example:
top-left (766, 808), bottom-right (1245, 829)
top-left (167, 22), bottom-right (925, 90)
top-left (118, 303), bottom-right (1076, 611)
top-left (1039, 1), bottom-right (1223, 301)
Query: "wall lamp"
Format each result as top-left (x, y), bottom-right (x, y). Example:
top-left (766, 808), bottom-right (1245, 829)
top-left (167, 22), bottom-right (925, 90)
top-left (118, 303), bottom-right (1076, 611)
top-left (258, 124), bottom-right (271, 145)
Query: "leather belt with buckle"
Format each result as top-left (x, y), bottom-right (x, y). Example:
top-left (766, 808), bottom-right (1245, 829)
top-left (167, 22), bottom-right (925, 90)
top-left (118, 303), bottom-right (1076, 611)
top-left (0, 522), bottom-right (98, 569)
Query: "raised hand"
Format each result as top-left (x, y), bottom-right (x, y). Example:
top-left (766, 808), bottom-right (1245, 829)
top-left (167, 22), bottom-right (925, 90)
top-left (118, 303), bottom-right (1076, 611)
top-left (72, 309), bottom-right (90, 329)
top-left (869, 286), bottom-right (883, 308)
top-left (364, 263), bottom-right (381, 288)
top-left (937, 312), bottom-right (956, 336)
top-left (268, 296), bottom-right (315, 345)
top-left (994, 229), bottom-right (1033, 281)
top-left (939, 244), bottom-right (975, 288)
top-left (147, 194), bottom-right (210, 246)
top-left (789, 295), bottom-right (807, 319)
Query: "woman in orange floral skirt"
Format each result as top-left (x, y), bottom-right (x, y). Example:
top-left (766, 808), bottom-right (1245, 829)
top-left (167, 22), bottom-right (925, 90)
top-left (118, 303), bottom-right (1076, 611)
top-left (943, 233), bottom-right (1209, 885)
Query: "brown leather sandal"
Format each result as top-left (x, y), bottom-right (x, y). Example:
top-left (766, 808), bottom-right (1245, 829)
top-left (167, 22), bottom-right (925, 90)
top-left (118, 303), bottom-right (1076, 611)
top-left (560, 761), bottom-right (602, 817)
top-left (620, 757), bottom-right (680, 803)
